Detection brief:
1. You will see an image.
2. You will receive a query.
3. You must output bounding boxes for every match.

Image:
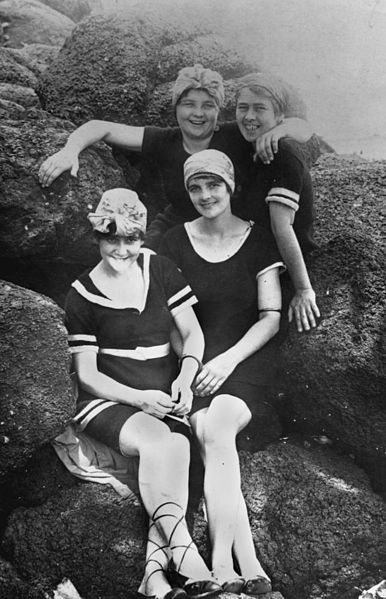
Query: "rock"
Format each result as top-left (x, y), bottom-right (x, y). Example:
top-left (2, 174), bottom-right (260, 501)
top-left (0, 82), bottom-right (39, 107)
top-left (7, 43), bottom-right (61, 77)
top-left (3, 440), bottom-right (385, 599)
top-left (0, 107), bottom-right (127, 300)
top-left (0, 0), bottom-right (75, 49)
top-left (0, 281), bottom-right (74, 478)
top-left (238, 441), bottom-right (386, 599)
top-left (0, 47), bottom-right (37, 87)
top-left (2, 484), bottom-right (146, 599)
top-left (37, 7), bottom-right (255, 125)
top-left (279, 154), bottom-right (386, 493)
top-left (38, 0), bottom-right (91, 23)
top-left (0, 555), bottom-right (46, 599)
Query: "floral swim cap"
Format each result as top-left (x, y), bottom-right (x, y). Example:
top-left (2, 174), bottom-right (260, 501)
top-left (87, 188), bottom-right (147, 236)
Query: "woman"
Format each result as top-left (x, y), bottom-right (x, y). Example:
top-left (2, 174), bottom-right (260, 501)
top-left (232, 72), bottom-right (320, 332)
top-left (160, 150), bottom-right (284, 595)
top-left (38, 64), bottom-right (312, 249)
top-left (65, 187), bottom-right (221, 599)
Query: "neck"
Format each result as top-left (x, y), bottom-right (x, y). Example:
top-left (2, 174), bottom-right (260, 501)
top-left (197, 210), bottom-right (237, 237)
top-left (97, 259), bottom-right (140, 279)
top-left (182, 134), bottom-right (213, 154)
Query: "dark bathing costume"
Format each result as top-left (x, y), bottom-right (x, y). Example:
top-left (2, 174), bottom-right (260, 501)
top-left (159, 223), bottom-right (284, 418)
top-left (65, 250), bottom-right (197, 452)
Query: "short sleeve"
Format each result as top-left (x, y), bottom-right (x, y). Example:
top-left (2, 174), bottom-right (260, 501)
top-left (142, 126), bottom-right (177, 158)
top-left (250, 226), bottom-right (285, 278)
top-left (156, 255), bottom-right (197, 318)
top-left (265, 141), bottom-right (306, 213)
top-left (64, 288), bottom-right (98, 354)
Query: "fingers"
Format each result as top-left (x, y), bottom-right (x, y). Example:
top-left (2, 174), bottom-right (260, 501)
top-left (255, 134), bottom-right (278, 164)
top-left (70, 157), bottom-right (79, 177)
top-left (291, 302), bottom-right (320, 332)
top-left (193, 368), bottom-right (223, 397)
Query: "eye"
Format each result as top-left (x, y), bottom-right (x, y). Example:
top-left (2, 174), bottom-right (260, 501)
top-left (236, 104), bottom-right (248, 111)
top-left (208, 181), bottom-right (221, 189)
top-left (188, 185), bottom-right (200, 193)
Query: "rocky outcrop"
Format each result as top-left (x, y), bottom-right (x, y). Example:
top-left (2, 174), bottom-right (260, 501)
top-left (0, 0), bottom-right (75, 49)
top-left (2, 441), bottom-right (385, 599)
top-left (278, 154), bottom-right (386, 493)
top-left (38, 0), bottom-right (91, 23)
top-left (37, 8), bottom-right (255, 125)
top-left (6, 43), bottom-right (60, 76)
top-left (0, 281), bottom-right (74, 479)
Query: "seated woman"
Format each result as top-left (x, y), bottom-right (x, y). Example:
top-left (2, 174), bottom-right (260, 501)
top-left (160, 150), bottom-right (284, 595)
top-left (65, 188), bottom-right (221, 599)
top-left (232, 72), bottom-right (320, 332)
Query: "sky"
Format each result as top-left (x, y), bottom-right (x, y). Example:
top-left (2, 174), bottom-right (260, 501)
top-left (97, 0), bottom-right (386, 159)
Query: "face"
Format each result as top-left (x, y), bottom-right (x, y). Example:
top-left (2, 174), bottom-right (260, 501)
top-left (176, 89), bottom-right (219, 142)
top-left (236, 88), bottom-right (283, 142)
top-left (99, 234), bottom-right (143, 273)
top-left (187, 175), bottom-right (231, 219)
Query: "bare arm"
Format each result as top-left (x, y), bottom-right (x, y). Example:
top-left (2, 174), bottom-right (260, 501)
top-left (255, 118), bottom-right (313, 164)
top-left (39, 120), bottom-right (144, 187)
top-left (170, 306), bottom-right (205, 415)
top-left (269, 202), bottom-right (320, 332)
top-left (193, 267), bottom-right (281, 396)
top-left (73, 351), bottom-right (174, 419)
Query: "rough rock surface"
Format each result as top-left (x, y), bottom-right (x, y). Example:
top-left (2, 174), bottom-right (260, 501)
top-left (237, 442), bottom-right (386, 599)
top-left (279, 154), bottom-right (386, 492)
top-left (0, 280), bottom-right (74, 478)
top-left (0, 556), bottom-right (46, 599)
top-left (6, 43), bottom-right (61, 77)
top-left (38, 0), bottom-right (91, 22)
top-left (37, 7), bottom-right (255, 125)
top-left (0, 47), bottom-right (37, 87)
top-left (0, 82), bottom-right (39, 106)
top-left (0, 105), bottom-right (128, 302)
top-left (0, 0), bottom-right (75, 49)
top-left (3, 441), bottom-right (385, 599)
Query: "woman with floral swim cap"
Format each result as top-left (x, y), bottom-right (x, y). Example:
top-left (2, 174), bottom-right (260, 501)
top-left (65, 187), bottom-right (221, 599)
top-left (160, 149), bottom-right (283, 596)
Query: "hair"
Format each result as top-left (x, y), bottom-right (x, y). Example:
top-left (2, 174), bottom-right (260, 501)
top-left (235, 72), bottom-right (307, 119)
top-left (187, 173), bottom-right (233, 197)
top-left (94, 229), bottom-right (145, 242)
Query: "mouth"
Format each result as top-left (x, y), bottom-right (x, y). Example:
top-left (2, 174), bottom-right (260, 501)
top-left (189, 120), bottom-right (206, 126)
top-left (243, 123), bottom-right (260, 133)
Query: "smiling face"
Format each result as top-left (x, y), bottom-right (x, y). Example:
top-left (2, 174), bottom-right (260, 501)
top-left (99, 234), bottom-right (143, 274)
top-left (176, 89), bottom-right (219, 142)
top-left (236, 88), bottom-right (283, 142)
top-left (187, 174), bottom-right (231, 219)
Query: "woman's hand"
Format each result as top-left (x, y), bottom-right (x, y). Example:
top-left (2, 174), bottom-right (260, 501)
top-left (288, 288), bottom-right (320, 332)
top-left (140, 390), bottom-right (175, 419)
top-left (170, 375), bottom-right (193, 416)
top-left (38, 148), bottom-right (80, 188)
top-left (193, 352), bottom-right (238, 397)
top-left (254, 123), bottom-right (286, 164)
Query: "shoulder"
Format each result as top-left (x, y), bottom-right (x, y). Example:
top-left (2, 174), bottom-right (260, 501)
top-left (142, 126), bottom-right (182, 152)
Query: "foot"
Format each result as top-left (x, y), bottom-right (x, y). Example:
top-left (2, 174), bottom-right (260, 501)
top-left (183, 579), bottom-right (222, 599)
top-left (242, 576), bottom-right (272, 596)
top-left (221, 577), bottom-right (245, 594)
top-left (138, 570), bottom-right (171, 599)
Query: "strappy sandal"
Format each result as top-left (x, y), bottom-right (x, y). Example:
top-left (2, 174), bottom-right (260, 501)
top-left (242, 576), bottom-right (272, 596)
top-left (221, 577), bottom-right (246, 594)
top-left (151, 502), bottom-right (221, 599)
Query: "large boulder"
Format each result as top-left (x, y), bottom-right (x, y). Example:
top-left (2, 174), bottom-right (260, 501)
top-left (6, 43), bottom-right (61, 77)
top-left (38, 0), bottom-right (91, 22)
top-left (239, 442), bottom-right (386, 599)
top-left (0, 47), bottom-right (37, 87)
top-left (279, 154), bottom-right (386, 492)
top-left (37, 7), bottom-right (255, 125)
top-left (0, 0), bottom-right (75, 48)
top-left (0, 281), bottom-right (74, 479)
top-left (3, 440), bottom-right (385, 599)
top-left (0, 105), bottom-right (128, 303)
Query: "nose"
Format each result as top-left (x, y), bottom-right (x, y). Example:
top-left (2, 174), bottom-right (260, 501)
top-left (245, 107), bottom-right (256, 121)
top-left (201, 186), bottom-right (211, 200)
top-left (115, 239), bottom-right (130, 254)
top-left (192, 104), bottom-right (204, 117)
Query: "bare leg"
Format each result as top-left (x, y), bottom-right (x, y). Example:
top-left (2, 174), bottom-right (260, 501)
top-left (119, 412), bottom-right (212, 594)
top-left (232, 492), bottom-right (270, 580)
top-left (138, 521), bottom-right (172, 598)
top-left (190, 395), bottom-right (251, 585)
